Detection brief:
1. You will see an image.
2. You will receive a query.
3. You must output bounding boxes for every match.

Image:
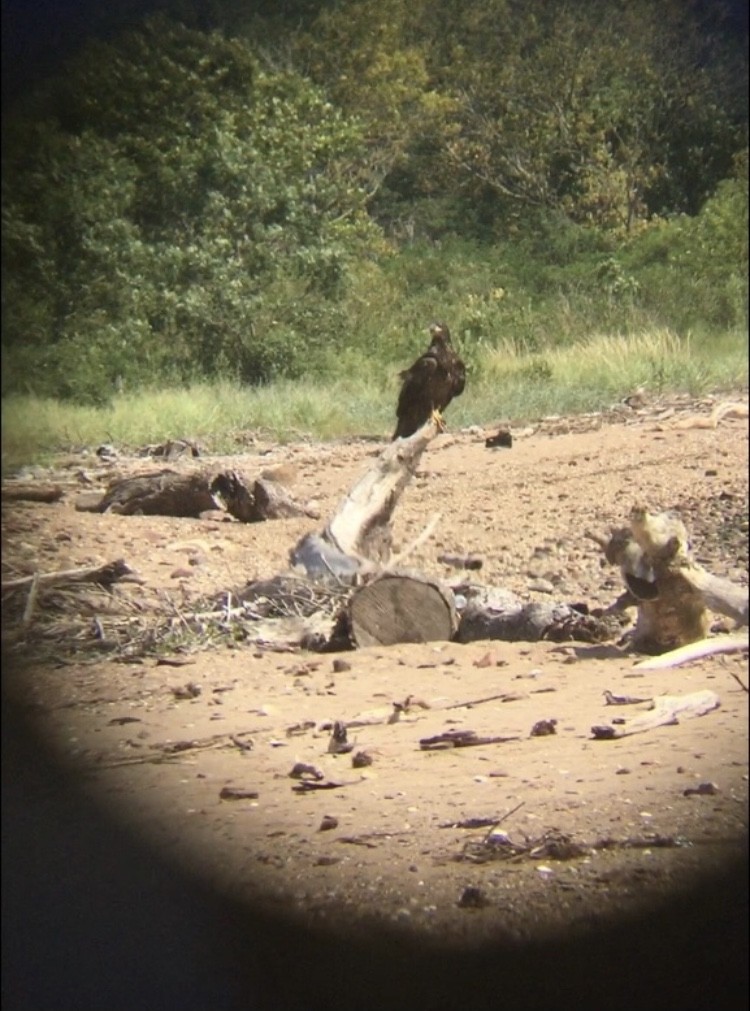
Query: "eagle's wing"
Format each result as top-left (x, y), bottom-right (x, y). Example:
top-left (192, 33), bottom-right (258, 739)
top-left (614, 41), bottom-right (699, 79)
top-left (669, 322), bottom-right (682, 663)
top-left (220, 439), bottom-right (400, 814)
top-left (393, 352), bottom-right (441, 439)
top-left (398, 352), bottom-right (439, 404)
top-left (451, 354), bottom-right (466, 397)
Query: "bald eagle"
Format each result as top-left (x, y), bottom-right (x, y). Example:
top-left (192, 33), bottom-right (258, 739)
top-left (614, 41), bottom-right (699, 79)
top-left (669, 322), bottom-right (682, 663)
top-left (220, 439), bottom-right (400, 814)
top-left (392, 322), bottom-right (466, 440)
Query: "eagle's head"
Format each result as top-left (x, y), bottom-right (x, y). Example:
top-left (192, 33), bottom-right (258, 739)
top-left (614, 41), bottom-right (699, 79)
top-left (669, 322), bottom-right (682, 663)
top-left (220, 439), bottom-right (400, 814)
top-left (429, 321), bottom-right (451, 343)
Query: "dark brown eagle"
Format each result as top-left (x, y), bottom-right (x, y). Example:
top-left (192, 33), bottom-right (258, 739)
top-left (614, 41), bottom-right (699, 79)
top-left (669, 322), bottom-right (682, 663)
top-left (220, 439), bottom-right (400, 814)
top-left (392, 322), bottom-right (466, 440)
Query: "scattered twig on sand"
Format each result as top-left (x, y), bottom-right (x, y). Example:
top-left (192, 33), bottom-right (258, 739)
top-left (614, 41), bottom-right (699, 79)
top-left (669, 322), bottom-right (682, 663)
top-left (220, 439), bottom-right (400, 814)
top-left (388, 511), bottom-right (442, 569)
top-left (603, 689), bottom-right (653, 706)
top-left (728, 670), bottom-right (749, 693)
top-left (291, 779), bottom-right (360, 793)
top-left (419, 729), bottom-right (521, 750)
top-left (21, 573), bottom-right (40, 628)
top-left (96, 728), bottom-right (261, 768)
top-left (444, 691), bottom-right (525, 710)
top-left (2, 559), bottom-right (142, 592)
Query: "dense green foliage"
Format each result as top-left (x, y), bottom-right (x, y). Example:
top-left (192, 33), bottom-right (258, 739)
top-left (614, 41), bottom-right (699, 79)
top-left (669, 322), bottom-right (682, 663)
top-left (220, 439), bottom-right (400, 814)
top-left (2, 1), bottom-right (747, 405)
top-left (2, 18), bottom-right (382, 401)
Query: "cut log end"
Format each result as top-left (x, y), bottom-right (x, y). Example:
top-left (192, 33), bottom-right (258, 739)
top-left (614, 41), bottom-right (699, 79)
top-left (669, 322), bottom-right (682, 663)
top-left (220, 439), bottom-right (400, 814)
top-left (347, 574), bottom-right (457, 647)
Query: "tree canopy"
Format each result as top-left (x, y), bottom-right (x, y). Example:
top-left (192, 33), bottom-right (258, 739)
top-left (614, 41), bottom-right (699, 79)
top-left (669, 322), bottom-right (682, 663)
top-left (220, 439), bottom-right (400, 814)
top-left (2, 0), bottom-right (747, 401)
top-left (3, 16), bottom-right (381, 400)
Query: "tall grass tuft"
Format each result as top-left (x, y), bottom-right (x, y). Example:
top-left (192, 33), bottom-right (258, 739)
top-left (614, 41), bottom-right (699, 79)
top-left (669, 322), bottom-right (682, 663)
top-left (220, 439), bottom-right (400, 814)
top-left (2, 328), bottom-right (746, 473)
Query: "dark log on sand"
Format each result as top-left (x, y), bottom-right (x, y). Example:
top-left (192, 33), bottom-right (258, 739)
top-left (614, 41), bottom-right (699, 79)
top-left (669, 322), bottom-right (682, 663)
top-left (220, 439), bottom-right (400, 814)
top-left (90, 470), bottom-right (215, 517)
top-left (2, 483), bottom-right (64, 503)
top-left (77, 468), bottom-right (315, 521)
top-left (137, 438), bottom-right (200, 460)
top-left (345, 573), bottom-right (458, 647)
top-left (455, 587), bottom-right (622, 644)
top-left (210, 472), bottom-right (318, 523)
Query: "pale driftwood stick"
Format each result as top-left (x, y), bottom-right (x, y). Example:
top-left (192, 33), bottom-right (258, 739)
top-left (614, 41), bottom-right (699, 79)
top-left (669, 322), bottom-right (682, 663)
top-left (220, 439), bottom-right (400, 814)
top-left (22, 573), bottom-right (40, 627)
top-left (729, 671), bottom-right (749, 693)
top-left (2, 483), bottom-right (65, 503)
top-left (592, 690), bottom-right (721, 739)
top-left (388, 511), bottom-right (442, 569)
top-left (633, 632), bottom-right (749, 670)
top-left (1, 559), bottom-right (143, 592)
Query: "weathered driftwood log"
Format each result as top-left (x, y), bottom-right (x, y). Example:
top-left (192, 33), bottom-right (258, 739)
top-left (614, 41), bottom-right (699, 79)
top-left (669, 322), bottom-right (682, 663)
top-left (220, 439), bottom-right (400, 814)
top-left (89, 469), bottom-right (216, 517)
top-left (1, 483), bottom-right (64, 503)
top-left (344, 572), bottom-right (458, 647)
top-left (289, 533), bottom-right (364, 583)
top-left (454, 586), bottom-right (622, 644)
top-left (591, 505), bottom-right (749, 655)
top-left (210, 472), bottom-right (319, 522)
top-left (77, 468), bottom-right (315, 521)
top-left (292, 419), bottom-right (440, 580)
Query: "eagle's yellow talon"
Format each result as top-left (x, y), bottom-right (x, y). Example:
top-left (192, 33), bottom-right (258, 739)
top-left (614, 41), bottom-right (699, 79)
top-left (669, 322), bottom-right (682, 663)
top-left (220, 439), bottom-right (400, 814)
top-left (431, 408), bottom-right (446, 432)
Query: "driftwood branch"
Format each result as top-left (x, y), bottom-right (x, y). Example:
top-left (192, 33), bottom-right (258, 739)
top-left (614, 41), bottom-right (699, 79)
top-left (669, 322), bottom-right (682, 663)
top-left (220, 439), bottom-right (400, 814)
top-left (633, 632), bottom-right (749, 670)
top-left (591, 690), bottom-right (721, 739)
top-left (292, 420), bottom-right (437, 581)
top-left (678, 567), bottom-right (748, 627)
top-left (322, 418), bottom-right (439, 564)
top-left (1, 559), bottom-right (143, 592)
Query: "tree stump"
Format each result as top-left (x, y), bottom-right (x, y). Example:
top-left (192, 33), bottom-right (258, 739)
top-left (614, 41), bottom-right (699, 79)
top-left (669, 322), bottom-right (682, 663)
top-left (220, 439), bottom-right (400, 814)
top-left (345, 573), bottom-right (458, 647)
top-left (592, 505), bottom-right (749, 654)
